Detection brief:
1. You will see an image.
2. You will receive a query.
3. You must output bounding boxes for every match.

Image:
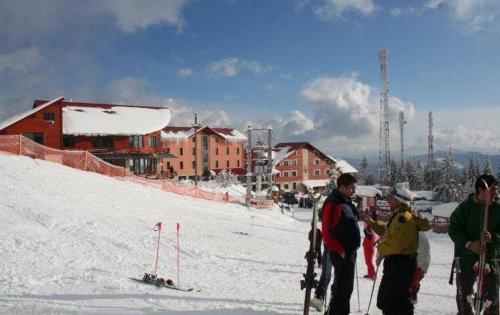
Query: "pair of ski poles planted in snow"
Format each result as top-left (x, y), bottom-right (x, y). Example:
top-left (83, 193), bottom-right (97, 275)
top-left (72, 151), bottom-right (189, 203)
top-left (151, 221), bottom-right (181, 286)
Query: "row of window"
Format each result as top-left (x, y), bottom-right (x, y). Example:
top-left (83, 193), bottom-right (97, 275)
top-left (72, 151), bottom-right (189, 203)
top-left (167, 146), bottom-right (241, 156)
top-left (129, 135), bottom-right (158, 148)
top-left (277, 169), bottom-right (330, 177)
top-left (174, 159), bottom-right (241, 170)
top-left (129, 158), bottom-right (157, 174)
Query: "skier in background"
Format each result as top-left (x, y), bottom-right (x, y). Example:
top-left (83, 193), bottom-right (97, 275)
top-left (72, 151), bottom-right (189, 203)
top-left (409, 231), bottom-right (430, 303)
top-left (449, 174), bottom-right (500, 315)
top-left (362, 221), bottom-right (377, 280)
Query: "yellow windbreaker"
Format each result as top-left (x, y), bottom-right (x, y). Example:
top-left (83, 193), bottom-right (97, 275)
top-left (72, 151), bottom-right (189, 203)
top-left (370, 206), bottom-right (431, 257)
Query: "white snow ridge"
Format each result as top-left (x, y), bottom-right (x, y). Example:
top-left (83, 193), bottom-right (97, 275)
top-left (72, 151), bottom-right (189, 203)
top-left (0, 153), bottom-right (458, 314)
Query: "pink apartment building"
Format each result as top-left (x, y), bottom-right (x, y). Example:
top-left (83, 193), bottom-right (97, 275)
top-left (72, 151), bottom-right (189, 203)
top-left (161, 126), bottom-right (247, 179)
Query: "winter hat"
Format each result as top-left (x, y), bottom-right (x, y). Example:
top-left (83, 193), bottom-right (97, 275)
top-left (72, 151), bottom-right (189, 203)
top-left (391, 188), bottom-right (414, 207)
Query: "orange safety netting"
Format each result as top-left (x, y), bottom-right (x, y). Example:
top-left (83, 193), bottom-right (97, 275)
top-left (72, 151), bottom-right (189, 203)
top-left (0, 135), bottom-right (271, 208)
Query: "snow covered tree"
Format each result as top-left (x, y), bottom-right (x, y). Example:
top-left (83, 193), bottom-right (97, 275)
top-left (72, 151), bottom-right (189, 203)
top-left (365, 174), bottom-right (376, 185)
top-left (483, 155), bottom-right (494, 175)
top-left (359, 156), bottom-right (368, 185)
top-left (433, 148), bottom-right (464, 202)
top-left (406, 160), bottom-right (423, 190)
top-left (214, 169), bottom-right (239, 187)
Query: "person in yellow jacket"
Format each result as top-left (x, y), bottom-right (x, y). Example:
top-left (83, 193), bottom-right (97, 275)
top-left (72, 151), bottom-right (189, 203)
top-left (360, 188), bottom-right (431, 315)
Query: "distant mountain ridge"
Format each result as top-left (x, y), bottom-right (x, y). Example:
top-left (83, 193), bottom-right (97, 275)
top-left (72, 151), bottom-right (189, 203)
top-left (344, 150), bottom-right (500, 177)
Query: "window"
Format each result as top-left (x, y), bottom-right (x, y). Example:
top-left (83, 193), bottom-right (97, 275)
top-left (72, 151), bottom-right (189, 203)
top-left (215, 137), bottom-right (219, 143)
top-left (276, 173), bottom-right (280, 178)
top-left (215, 148), bottom-right (219, 155)
top-left (237, 147), bottom-right (240, 154)
top-left (192, 161), bottom-right (195, 168)
top-left (284, 171), bottom-right (289, 177)
top-left (291, 171), bottom-right (297, 177)
top-left (192, 137), bottom-right (195, 142)
top-left (284, 161), bottom-right (289, 166)
top-left (63, 135), bottom-right (75, 148)
top-left (291, 160), bottom-right (297, 166)
top-left (293, 183), bottom-right (297, 190)
top-left (226, 148), bottom-right (229, 155)
top-left (129, 136), bottom-right (144, 148)
top-left (284, 184), bottom-right (289, 189)
top-left (129, 158), bottom-right (157, 174)
top-left (23, 132), bottom-right (44, 145)
top-left (326, 169), bottom-right (330, 175)
top-left (237, 160), bottom-right (240, 167)
top-left (226, 160), bottom-right (230, 168)
top-left (314, 159), bottom-right (320, 165)
top-left (216, 161), bottom-right (219, 168)
top-left (43, 112), bottom-right (55, 122)
top-left (92, 136), bottom-right (114, 148)
top-left (166, 147), bottom-right (170, 153)
top-left (149, 136), bottom-right (158, 148)
top-left (180, 148), bottom-right (183, 156)
top-left (167, 162), bottom-right (171, 169)
top-left (314, 169), bottom-right (320, 176)
top-left (180, 161), bottom-right (184, 169)
top-left (192, 148), bottom-right (196, 155)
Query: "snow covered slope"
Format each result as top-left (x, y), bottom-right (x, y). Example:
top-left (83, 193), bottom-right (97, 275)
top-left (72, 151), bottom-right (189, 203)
top-left (0, 153), bottom-right (458, 314)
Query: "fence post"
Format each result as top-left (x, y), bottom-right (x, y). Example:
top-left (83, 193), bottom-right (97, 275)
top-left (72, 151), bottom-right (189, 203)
top-left (18, 134), bottom-right (22, 155)
top-left (84, 151), bottom-right (88, 171)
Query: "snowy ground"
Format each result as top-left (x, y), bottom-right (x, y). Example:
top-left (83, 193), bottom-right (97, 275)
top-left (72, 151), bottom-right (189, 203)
top-left (0, 153), bottom-right (458, 314)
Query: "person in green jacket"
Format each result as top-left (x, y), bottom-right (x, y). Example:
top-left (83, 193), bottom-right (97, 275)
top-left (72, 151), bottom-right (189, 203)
top-left (449, 174), bottom-right (500, 315)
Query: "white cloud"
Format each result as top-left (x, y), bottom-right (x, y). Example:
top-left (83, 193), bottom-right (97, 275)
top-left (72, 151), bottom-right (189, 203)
top-left (423, 0), bottom-right (500, 33)
top-left (0, 47), bottom-right (42, 74)
top-left (102, 0), bottom-right (190, 32)
top-left (177, 68), bottom-right (192, 79)
top-left (300, 75), bottom-right (378, 137)
top-left (207, 57), bottom-right (274, 77)
top-left (313, 0), bottom-right (377, 20)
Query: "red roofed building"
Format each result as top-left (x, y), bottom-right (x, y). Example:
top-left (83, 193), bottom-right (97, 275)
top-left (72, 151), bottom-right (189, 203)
top-left (161, 126), bottom-right (246, 179)
top-left (273, 142), bottom-right (336, 191)
top-left (0, 97), bottom-right (171, 175)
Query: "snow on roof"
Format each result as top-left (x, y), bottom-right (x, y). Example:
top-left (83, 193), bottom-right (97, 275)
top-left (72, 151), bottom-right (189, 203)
top-left (356, 185), bottom-right (382, 197)
top-left (432, 202), bottom-right (459, 218)
top-left (302, 179), bottom-right (330, 189)
top-left (63, 105), bottom-right (170, 136)
top-left (273, 146), bottom-right (294, 165)
top-left (335, 159), bottom-right (358, 174)
top-left (414, 190), bottom-right (434, 200)
top-left (161, 126), bottom-right (246, 142)
top-left (0, 96), bottom-right (64, 132)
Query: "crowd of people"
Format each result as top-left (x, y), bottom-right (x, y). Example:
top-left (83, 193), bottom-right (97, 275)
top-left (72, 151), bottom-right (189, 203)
top-left (306, 173), bottom-right (500, 315)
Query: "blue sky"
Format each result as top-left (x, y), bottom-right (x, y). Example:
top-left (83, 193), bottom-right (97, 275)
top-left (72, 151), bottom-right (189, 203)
top-left (1, 0), bottom-right (500, 158)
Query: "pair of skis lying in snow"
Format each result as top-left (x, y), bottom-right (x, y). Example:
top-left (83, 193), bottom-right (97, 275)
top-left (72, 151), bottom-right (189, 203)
top-left (130, 273), bottom-right (200, 292)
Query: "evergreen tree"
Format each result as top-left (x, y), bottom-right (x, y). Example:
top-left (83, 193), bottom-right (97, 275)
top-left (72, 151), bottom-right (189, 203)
top-left (483, 155), bottom-right (494, 175)
top-left (433, 148), bottom-right (464, 202)
top-left (406, 160), bottom-right (423, 190)
top-left (359, 156), bottom-right (368, 185)
top-left (365, 174), bottom-right (376, 185)
top-left (390, 159), bottom-right (399, 187)
top-left (474, 158), bottom-right (482, 179)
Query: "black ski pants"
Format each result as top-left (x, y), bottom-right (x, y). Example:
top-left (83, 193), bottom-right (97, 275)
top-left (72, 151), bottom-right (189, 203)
top-left (377, 254), bottom-right (416, 315)
top-left (327, 250), bottom-right (356, 315)
top-left (456, 268), bottom-right (499, 315)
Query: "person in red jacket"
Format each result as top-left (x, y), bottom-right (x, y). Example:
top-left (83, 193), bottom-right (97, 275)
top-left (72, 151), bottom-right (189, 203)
top-left (363, 222), bottom-right (377, 280)
top-left (322, 173), bottom-right (360, 315)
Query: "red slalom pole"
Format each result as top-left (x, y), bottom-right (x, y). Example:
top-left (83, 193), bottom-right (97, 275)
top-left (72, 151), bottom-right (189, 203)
top-left (176, 222), bottom-right (180, 285)
top-left (153, 222), bottom-right (162, 276)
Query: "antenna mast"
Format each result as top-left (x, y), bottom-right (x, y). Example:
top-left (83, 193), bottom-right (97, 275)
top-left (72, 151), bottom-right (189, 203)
top-left (428, 111), bottom-right (434, 168)
top-left (399, 111), bottom-right (407, 177)
top-left (378, 48), bottom-right (390, 186)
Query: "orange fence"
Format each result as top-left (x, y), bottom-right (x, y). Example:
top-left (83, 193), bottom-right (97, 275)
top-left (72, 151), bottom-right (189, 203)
top-left (0, 135), bottom-right (271, 208)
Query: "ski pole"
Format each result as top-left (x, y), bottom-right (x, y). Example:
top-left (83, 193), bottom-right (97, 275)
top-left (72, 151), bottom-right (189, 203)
top-left (365, 262), bottom-right (380, 315)
top-left (355, 258), bottom-right (360, 312)
top-left (153, 221), bottom-right (162, 276)
top-left (176, 222), bottom-right (180, 286)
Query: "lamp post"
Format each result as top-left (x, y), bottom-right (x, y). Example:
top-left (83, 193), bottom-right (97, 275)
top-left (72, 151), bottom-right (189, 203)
top-left (192, 113), bottom-right (201, 186)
